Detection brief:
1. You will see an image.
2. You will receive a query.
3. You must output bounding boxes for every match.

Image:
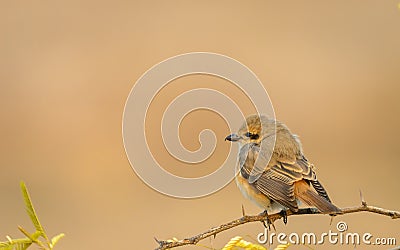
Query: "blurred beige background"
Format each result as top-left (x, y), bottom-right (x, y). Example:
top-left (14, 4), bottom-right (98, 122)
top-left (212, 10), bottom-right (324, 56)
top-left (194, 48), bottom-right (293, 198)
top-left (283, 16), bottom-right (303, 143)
top-left (1, 1), bottom-right (399, 249)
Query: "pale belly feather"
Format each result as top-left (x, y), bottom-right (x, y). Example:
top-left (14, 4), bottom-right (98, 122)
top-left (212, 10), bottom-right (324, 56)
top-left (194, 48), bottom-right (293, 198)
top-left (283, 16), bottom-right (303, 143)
top-left (235, 173), bottom-right (287, 214)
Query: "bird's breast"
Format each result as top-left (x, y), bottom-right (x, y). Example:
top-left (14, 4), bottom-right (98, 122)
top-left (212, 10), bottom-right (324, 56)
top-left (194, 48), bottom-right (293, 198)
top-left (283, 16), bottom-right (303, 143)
top-left (235, 172), bottom-right (272, 210)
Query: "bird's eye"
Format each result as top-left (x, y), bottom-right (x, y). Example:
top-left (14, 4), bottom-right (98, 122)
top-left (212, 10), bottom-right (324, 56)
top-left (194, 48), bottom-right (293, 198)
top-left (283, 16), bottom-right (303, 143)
top-left (245, 132), bottom-right (259, 140)
top-left (244, 132), bottom-right (253, 137)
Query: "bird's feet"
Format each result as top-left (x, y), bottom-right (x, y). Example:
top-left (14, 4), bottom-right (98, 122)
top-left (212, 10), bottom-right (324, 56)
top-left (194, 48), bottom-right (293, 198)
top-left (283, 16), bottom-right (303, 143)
top-left (280, 209), bottom-right (288, 225)
top-left (261, 210), bottom-right (275, 230)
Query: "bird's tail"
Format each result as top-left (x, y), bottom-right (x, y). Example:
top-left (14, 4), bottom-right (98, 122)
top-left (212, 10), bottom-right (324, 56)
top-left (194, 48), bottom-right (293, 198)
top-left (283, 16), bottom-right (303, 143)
top-left (295, 180), bottom-right (341, 214)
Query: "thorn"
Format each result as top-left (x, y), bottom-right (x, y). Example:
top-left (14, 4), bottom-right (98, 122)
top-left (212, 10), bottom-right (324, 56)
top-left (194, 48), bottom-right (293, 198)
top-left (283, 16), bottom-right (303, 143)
top-left (359, 190), bottom-right (367, 207)
top-left (241, 204), bottom-right (246, 216)
top-left (154, 237), bottom-right (162, 245)
top-left (209, 236), bottom-right (214, 249)
top-left (213, 233), bottom-right (217, 239)
top-left (329, 216), bottom-right (334, 225)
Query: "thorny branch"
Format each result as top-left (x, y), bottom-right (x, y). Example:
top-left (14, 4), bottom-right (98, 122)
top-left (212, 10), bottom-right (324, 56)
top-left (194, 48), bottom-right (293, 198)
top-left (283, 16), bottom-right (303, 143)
top-left (154, 199), bottom-right (400, 250)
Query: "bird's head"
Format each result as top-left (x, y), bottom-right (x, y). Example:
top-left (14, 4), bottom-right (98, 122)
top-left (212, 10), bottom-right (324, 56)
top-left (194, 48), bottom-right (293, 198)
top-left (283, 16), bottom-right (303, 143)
top-left (225, 114), bottom-right (274, 145)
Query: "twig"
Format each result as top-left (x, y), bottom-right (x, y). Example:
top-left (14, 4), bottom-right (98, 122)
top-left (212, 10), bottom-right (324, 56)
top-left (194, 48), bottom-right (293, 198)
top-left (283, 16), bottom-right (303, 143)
top-left (155, 201), bottom-right (400, 250)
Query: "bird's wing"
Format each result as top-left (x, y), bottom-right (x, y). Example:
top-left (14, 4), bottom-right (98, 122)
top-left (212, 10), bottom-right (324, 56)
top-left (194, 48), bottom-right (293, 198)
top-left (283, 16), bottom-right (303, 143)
top-left (255, 158), bottom-right (303, 211)
top-left (255, 169), bottom-right (299, 211)
top-left (239, 142), bottom-right (335, 212)
top-left (238, 140), bottom-right (273, 183)
top-left (296, 156), bottom-right (332, 202)
top-left (248, 135), bottom-right (275, 184)
top-left (238, 142), bottom-right (299, 211)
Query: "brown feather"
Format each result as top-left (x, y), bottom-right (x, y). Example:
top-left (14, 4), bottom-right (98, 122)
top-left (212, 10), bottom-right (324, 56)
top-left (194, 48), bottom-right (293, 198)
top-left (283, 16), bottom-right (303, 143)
top-left (256, 174), bottom-right (298, 212)
top-left (234, 115), bottom-right (341, 214)
top-left (294, 180), bottom-right (341, 214)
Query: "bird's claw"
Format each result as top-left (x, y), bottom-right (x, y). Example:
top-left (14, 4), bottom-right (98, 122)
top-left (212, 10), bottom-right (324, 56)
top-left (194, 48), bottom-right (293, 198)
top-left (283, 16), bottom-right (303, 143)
top-left (280, 209), bottom-right (288, 224)
top-left (261, 210), bottom-right (275, 230)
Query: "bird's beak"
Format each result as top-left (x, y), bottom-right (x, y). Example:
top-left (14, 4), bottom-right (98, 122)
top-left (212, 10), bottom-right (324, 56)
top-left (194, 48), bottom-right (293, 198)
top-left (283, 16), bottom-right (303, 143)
top-left (225, 134), bottom-right (240, 142)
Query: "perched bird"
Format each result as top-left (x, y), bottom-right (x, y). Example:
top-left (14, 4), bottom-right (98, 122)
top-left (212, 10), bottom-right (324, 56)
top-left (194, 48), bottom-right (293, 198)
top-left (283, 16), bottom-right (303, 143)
top-left (225, 114), bottom-right (341, 217)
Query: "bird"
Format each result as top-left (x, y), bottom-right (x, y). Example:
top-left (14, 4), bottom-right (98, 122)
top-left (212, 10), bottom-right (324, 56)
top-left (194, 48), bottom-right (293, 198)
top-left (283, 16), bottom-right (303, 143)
top-left (225, 114), bottom-right (341, 219)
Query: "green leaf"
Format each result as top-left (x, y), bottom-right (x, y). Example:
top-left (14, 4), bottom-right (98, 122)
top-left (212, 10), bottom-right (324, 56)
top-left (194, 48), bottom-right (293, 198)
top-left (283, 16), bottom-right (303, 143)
top-left (17, 227), bottom-right (46, 249)
top-left (0, 237), bottom-right (33, 250)
top-left (19, 181), bottom-right (48, 241)
top-left (30, 231), bottom-right (42, 241)
top-left (222, 236), bottom-right (267, 250)
top-left (0, 242), bottom-right (14, 250)
top-left (274, 243), bottom-right (291, 250)
top-left (50, 234), bottom-right (65, 248)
